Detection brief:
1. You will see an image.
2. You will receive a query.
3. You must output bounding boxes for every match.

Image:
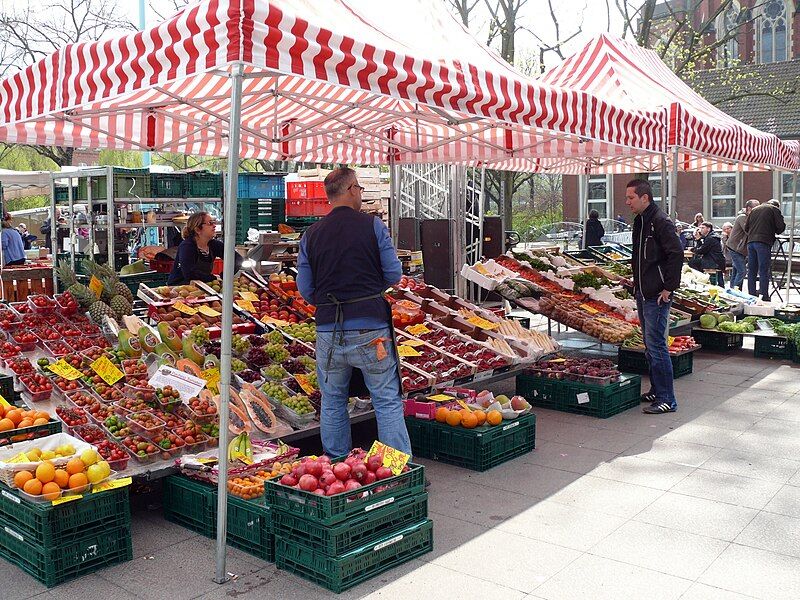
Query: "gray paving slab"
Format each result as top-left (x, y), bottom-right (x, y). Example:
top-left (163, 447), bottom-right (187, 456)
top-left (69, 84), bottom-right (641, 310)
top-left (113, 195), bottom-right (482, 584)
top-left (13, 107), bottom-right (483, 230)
top-left (763, 484), bottom-right (800, 519)
top-left (670, 468), bottom-right (783, 509)
top-left (700, 543), bottom-right (800, 600)
top-left (734, 511), bottom-right (800, 558)
top-left (699, 447), bottom-right (800, 483)
top-left (587, 454), bottom-right (695, 490)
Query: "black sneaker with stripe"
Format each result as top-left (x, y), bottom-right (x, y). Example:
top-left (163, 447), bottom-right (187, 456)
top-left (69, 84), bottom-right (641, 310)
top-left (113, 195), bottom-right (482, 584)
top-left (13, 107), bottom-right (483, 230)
top-left (640, 391), bottom-right (657, 403)
top-left (643, 401), bottom-right (677, 414)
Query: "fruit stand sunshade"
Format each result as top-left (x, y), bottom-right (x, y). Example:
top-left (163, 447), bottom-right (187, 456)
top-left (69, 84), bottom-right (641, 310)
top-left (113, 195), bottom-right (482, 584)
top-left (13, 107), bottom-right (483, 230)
top-left (0, 0), bottom-right (668, 174)
top-left (541, 34), bottom-right (800, 172)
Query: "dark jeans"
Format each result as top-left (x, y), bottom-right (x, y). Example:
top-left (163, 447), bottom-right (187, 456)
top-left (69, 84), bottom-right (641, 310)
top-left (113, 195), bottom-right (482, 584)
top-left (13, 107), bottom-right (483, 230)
top-left (730, 250), bottom-right (747, 290)
top-left (5, 259), bottom-right (24, 266)
top-left (747, 242), bottom-right (772, 301)
top-left (636, 291), bottom-right (677, 409)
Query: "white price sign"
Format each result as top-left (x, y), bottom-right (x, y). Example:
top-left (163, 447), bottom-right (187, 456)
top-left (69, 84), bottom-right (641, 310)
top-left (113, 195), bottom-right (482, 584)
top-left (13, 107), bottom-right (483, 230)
top-left (148, 366), bottom-right (207, 401)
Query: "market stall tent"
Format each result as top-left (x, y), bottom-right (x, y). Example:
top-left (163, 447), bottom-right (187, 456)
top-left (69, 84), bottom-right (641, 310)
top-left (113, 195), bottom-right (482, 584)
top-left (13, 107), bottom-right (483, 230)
top-left (0, 0), bottom-right (696, 582)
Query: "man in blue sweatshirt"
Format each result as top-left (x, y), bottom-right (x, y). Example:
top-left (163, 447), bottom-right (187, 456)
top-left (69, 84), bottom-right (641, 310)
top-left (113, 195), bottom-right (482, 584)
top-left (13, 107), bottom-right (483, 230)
top-left (297, 168), bottom-right (411, 457)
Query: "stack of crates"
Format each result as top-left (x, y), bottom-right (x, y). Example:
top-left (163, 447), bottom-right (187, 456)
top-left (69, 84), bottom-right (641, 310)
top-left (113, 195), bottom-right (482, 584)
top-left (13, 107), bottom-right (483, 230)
top-left (617, 347), bottom-right (695, 378)
top-left (516, 373), bottom-right (641, 418)
top-left (150, 173), bottom-right (187, 198)
top-left (77, 167), bottom-right (150, 200)
top-left (404, 413), bottom-right (536, 471)
top-left (236, 173), bottom-right (286, 244)
top-left (0, 485), bottom-right (132, 587)
top-left (285, 180), bottom-right (330, 217)
top-left (267, 461), bottom-right (432, 593)
top-left (162, 475), bottom-right (274, 561)
top-left (186, 171), bottom-right (223, 198)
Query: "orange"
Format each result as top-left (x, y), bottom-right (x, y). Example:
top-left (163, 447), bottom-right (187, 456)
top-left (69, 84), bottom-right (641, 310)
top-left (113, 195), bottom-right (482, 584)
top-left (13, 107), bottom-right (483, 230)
top-left (461, 412), bottom-right (478, 429)
top-left (53, 469), bottom-right (69, 489)
top-left (486, 410), bottom-right (502, 426)
top-left (34, 411), bottom-right (50, 421)
top-left (474, 410), bottom-right (486, 426)
top-left (32, 418), bottom-right (49, 426)
top-left (35, 461), bottom-right (56, 484)
top-left (68, 472), bottom-right (88, 490)
top-left (41, 482), bottom-right (61, 501)
top-left (17, 418), bottom-right (33, 429)
top-left (23, 478), bottom-right (42, 495)
top-left (13, 470), bottom-right (34, 489)
top-left (445, 410), bottom-right (462, 427)
top-left (435, 407), bottom-right (449, 423)
top-left (0, 418), bottom-right (13, 432)
top-left (5, 410), bottom-right (22, 426)
top-left (66, 458), bottom-right (85, 475)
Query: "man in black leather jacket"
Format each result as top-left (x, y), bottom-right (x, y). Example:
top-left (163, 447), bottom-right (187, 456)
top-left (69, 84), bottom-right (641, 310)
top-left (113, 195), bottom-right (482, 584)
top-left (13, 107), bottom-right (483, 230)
top-left (627, 179), bottom-right (684, 414)
top-left (688, 222), bottom-right (726, 285)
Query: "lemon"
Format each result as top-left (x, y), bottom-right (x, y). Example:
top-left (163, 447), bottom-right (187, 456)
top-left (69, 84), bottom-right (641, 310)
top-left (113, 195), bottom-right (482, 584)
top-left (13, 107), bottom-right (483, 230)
top-left (25, 451), bottom-right (40, 462)
top-left (97, 460), bottom-right (111, 479)
top-left (40, 450), bottom-right (56, 460)
top-left (80, 449), bottom-right (98, 467)
top-left (86, 464), bottom-right (105, 484)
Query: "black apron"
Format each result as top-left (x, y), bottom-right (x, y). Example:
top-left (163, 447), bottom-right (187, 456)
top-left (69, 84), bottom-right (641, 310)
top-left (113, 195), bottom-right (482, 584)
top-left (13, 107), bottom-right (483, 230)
top-left (316, 292), bottom-right (403, 398)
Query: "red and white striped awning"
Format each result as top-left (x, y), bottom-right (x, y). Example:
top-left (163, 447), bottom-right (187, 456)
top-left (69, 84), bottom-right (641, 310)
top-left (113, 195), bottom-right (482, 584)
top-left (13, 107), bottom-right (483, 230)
top-left (0, 0), bottom-right (668, 174)
top-left (542, 34), bottom-right (799, 172)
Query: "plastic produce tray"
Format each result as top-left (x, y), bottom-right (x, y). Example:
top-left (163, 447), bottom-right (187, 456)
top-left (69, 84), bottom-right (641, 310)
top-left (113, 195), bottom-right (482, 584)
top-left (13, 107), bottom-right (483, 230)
top-left (274, 520), bottom-right (433, 593)
top-left (0, 485), bottom-right (130, 547)
top-left (271, 492), bottom-right (427, 556)
top-left (691, 328), bottom-right (744, 353)
top-left (516, 373), bottom-right (641, 419)
top-left (404, 414), bottom-right (536, 471)
top-left (617, 347), bottom-right (694, 378)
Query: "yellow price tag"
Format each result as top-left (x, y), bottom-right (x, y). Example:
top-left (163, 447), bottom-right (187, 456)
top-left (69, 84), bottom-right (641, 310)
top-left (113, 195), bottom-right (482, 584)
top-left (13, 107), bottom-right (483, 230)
top-left (456, 399), bottom-right (472, 411)
top-left (579, 304), bottom-right (599, 314)
top-left (197, 305), bottom-right (221, 317)
top-left (236, 300), bottom-right (256, 313)
top-left (596, 317), bottom-right (616, 324)
top-left (197, 457), bottom-right (218, 465)
top-left (406, 324), bottom-right (431, 336)
top-left (366, 441), bottom-right (410, 476)
top-left (427, 394), bottom-right (454, 402)
top-left (174, 301), bottom-right (198, 315)
top-left (8, 453), bottom-right (29, 463)
top-left (92, 477), bottom-right (132, 494)
top-left (89, 276), bottom-right (103, 299)
top-left (47, 359), bottom-right (83, 381)
top-left (0, 393), bottom-right (11, 410)
top-left (261, 316), bottom-right (291, 327)
top-left (52, 494), bottom-right (81, 506)
top-left (294, 374), bottom-right (317, 395)
top-left (466, 316), bottom-right (500, 330)
top-left (202, 368), bottom-right (221, 393)
top-left (400, 339), bottom-right (426, 347)
top-left (91, 356), bottom-right (124, 386)
top-left (546, 358), bottom-right (567, 363)
top-left (668, 336), bottom-right (675, 346)
top-left (397, 345), bottom-right (422, 357)
top-left (239, 291), bottom-right (259, 302)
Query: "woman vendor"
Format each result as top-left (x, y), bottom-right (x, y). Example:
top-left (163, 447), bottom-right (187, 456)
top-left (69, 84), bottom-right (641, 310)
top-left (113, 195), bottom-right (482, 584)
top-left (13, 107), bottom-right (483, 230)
top-left (167, 212), bottom-right (241, 285)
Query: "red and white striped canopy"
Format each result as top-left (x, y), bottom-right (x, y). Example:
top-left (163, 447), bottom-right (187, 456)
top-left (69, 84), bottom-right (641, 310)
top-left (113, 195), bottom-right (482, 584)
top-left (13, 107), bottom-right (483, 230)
top-left (542, 34), bottom-right (799, 172)
top-left (0, 0), bottom-right (668, 174)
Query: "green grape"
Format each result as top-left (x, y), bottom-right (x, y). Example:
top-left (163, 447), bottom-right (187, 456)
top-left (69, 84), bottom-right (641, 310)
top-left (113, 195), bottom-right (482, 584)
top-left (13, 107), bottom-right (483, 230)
top-left (285, 394), bottom-right (314, 415)
top-left (265, 343), bottom-right (289, 362)
top-left (231, 358), bottom-right (247, 373)
top-left (266, 330), bottom-right (285, 345)
top-left (189, 325), bottom-right (210, 344)
top-left (263, 364), bottom-right (288, 380)
top-left (261, 381), bottom-right (288, 403)
top-left (231, 334), bottom-right (251, 354)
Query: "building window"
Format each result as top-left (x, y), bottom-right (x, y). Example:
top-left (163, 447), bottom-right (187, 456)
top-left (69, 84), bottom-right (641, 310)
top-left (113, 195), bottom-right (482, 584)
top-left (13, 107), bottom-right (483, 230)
top-left (717, 2), bottom-right (740, 67)
top-left (710, 173), bottom-right (737, 219)
top-left (758, 0), bottom-right (790, 64)
top-left (649, 175), bottom-right (668, 211)
top-left (587, 176), bottom-right (608, 219)
top-left (780, 173), bottom-right (798, 217)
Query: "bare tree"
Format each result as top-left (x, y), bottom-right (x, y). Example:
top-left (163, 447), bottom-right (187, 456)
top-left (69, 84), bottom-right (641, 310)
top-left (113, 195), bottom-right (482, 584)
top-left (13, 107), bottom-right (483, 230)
top-left (0, 0), bottom-right (135, 166)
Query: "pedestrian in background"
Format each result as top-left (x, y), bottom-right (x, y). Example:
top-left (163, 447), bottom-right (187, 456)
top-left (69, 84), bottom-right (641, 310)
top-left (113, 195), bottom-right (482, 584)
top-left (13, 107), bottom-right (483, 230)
top-left (745, 199), bottom-right (785, 301)
top-left (727, 200), bottom-right (758, 290)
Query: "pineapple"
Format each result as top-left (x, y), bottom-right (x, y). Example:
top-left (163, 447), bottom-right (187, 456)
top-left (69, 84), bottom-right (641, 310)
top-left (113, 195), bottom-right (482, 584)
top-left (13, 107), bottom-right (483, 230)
top-left (88, 300), bottom-right (115, 324)
top-left (109, 295), bottom-right (132, 320)
top-left (55, 262), bottom-right (95, 309)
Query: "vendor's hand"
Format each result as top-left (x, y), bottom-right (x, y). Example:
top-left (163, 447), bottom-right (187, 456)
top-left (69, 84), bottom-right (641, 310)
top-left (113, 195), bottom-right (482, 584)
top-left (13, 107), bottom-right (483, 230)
top-left (657, 290), bottom-right (672, 305)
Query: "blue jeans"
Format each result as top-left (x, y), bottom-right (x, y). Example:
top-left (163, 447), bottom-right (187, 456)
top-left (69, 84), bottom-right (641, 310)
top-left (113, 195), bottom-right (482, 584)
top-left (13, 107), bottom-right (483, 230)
top-left (636, 292), bottom-right (677, 409)
top-left (730, 250), bottom-right (747, 290)
top-left (316, 327), bottom-right (411, 457)
top-left (747, 242), bottom-right (772, 301)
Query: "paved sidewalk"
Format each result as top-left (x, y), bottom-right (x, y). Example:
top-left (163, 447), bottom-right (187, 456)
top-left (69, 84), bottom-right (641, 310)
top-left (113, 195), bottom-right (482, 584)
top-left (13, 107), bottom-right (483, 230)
top-left (7, 342), bottom-right (800, 599)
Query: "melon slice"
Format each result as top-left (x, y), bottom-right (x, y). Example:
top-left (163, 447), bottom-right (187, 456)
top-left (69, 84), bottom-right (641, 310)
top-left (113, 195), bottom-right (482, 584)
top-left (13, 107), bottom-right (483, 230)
top-left (175, 359), bottom-right (203, 377)
top-left (210, 393), bottom-right (252, 435)
top-left (240, 389), bottom-right (279, 435)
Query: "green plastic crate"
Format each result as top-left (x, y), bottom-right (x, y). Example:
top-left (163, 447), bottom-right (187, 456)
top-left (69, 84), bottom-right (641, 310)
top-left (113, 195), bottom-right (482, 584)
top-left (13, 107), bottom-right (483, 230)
top-left (516, 373), bottom-right (641, 419)
top-left (774, 308), bottom-right (800, 324)
top-left (617, 348), bottom-right (694, 378)
top-left (118, 271), bottom-right (169, 296)
top-left (264, 462), bottom-right (425, 526)
top-left (275, 520), bottom-right (433, 593)
top-left (0, 374), bottom-right (13, 403)
top-left (151, 173), bottom-right (187, 198)
top-left (235, 198), bottom-right (285, 243)
top-left (272, 492), bottom-right (427, 556)
top-left (0, 518), bottom-right (132, 588)
top-left (76, 168), bottom-right (150, 201)
top-left (186, 172), bottom-right (223, 198)
top-left (691, 328), bottom-right (744, 353)
top-left (404, 415), bottom-right (536, 471)
top-left (0, 486), bottom-right (129, 547)
top-left (753, 335), bottom-right (792, 360)
top-left (162, 476), bottom-right (273, 561)
top-left (54, 186), bottom-right (78, 201)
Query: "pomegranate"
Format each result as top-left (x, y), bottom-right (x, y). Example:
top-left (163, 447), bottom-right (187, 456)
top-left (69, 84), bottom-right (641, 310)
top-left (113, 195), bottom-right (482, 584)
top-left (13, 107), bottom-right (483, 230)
top-left (333, 462), bottom-right (352, 482)
top-left (312, 488), bottom-right (325, 496)
top-left (351, 463), bottom-right (368, 482)
top-left (298, 474), bottom-right (318, 492)
top-left (376, 466), bottom-right (393, 480)
top-left (280, 474), bottom-right (298, 487)
top-left (364, 471), bottom-right (377, 484)
top-left (345, 479), bottom-right (362, 491)
top-left (318, 455), bottom-right (331, 464)
top-left (326, 481), bottom-right (346, 496)
top-left (304, 460), bottom-right (323, 478)
top-left (366, 454), bottom-right (383, 473)
top-left (319, 471), bottom-right (338, 488)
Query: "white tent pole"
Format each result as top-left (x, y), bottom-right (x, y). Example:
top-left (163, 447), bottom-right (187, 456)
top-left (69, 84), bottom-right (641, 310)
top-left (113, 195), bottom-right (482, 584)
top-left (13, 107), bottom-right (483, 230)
top-left (670, 146), bottom-right (679, 221)
top-left (785, 171), bottom-right (797, 304)
top-left (214, 60), bottom-right (243, 585)
top-left (660, 155), bottom-right (668, 215)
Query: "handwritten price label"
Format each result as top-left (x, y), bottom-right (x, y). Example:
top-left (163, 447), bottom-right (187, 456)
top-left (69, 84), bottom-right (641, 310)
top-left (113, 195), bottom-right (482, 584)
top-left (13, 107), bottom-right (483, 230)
top-left (294, 374), bottom-right (317, 395)
top-left (261, 316), bottom-right (291, 327)
top-left (52, 494), bottom-right (81, 506)
top-left (366, 441), bottom-right (410, 476)
top-left (466, 316), bottom-right (499, 330)
top-left (396, 345), bottom-right (422, 357)
top-left (197, 305), bottom-right (221, 317)
top-left (235, 300), bottom-right (256, 313)
top-left (202, 368), bottom-right (220, 393)
top-left (579, 304), bottom-right (599, 314)
top-left (427, 394), bottom-right (455, 402)
top-left (47, 359), bottom-right (83, 380)
top-left (91, 356), bottom-right (124, 386)
top-left (91, 477), bottom-right (132, 494)
top-left (406, 324), bottom-right (431, 336)
top-left (174, 301), bottom-right (198, 315)
top-left (399, 339), bottom-right (425, 347)
top-left (239, 291), bottom-right (259, 302)
top-left (89, 276), bottom-right (103, 299)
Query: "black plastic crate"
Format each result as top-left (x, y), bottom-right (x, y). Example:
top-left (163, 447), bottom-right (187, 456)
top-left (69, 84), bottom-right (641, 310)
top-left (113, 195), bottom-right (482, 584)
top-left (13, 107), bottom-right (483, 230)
top-left (272, 492), bottom-right (427, 556)
top-left (753, 334), bottom-right (792, 360)
top-left (691, 328), bottom-right (744, 353)
top-left (516, 373), bottom-right (641, 419)
top-left (151, 173), bottom-right (187, 198)
top-left (0, 518), bottom-right (132, 588)
top-left (404, 414), bottom-right (536, 471)
top-left (0, 374), bottom-right (13, 403)
top-left (186, 171), bottom-right (223, 198)
top-left (774, 308), bottom-right (800, 324)
top-left (76, 168), bottom-right (150, 200)
top-left (275, 520), bottom-right (433, 593)
top-left (0, 486), bottom-right (130, 547)
top-left (617, 348), bottom-right (694, 378)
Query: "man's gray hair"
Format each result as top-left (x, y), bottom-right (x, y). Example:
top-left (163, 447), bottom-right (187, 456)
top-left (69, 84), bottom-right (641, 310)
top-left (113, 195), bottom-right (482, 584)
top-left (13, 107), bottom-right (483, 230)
top-left (324, 167), bottom-right (356, 199)
top-left (745, 199), bottom-right (760, 210)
